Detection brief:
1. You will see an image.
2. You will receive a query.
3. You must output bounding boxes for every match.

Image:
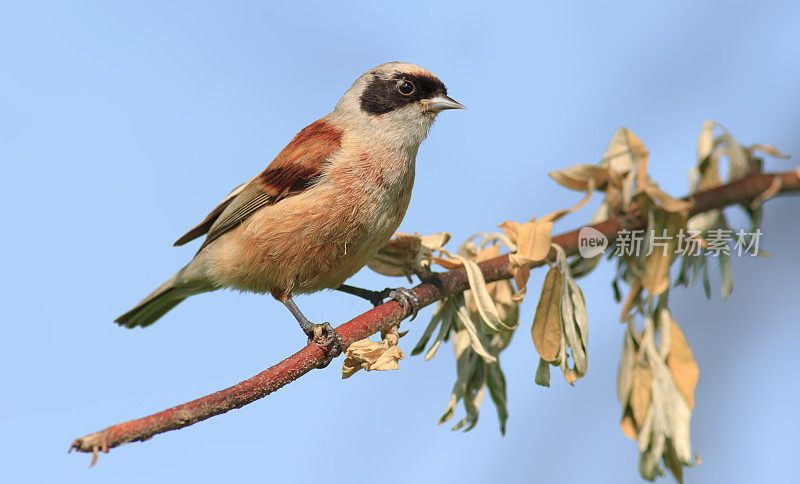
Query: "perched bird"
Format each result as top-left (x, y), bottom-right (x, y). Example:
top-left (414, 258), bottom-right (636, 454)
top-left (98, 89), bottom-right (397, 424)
top-left (115, 62), bottom-right (464, 365)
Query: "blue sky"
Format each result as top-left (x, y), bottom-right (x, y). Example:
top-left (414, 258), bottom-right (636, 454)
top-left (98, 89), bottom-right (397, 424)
top-left (1, 1), bottom-right (799, 482)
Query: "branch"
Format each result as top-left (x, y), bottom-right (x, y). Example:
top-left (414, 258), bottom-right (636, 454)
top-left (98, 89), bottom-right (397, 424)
top-left (70, 170), bottom-right (800, 464)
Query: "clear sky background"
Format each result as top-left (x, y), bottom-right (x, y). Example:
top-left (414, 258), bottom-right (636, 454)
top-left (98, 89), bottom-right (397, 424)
top-left (1, 1), bottom-right (799, 483)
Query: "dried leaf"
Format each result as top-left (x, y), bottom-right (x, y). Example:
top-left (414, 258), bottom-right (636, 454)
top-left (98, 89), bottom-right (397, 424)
top-left (531, 267), bottom-right (563, 362)
top-left (749, 143), bottom-right (790, 159)
top-left (550, 243), bottom-right (589, 384)
top-left (662, 372), bottom-right (695, 466)
top-left (750, 175), bottom-right (782, 211)
top-left (642, 255), bottom-right (672, 296)
top-left (630, 365), bottom-right (652, 428)
top-left (509, 220), bottom-right (553, 265)
top-left (561, 367), bottom-right (581, 385)
top-left (633, 318), bottom-right (699, 473)
top-left (622, 168), bottom-right (637, 207)
top-left (602, 127), bottom-right (647, 175)
top-left (655, 304), bottom-right (673, 360)
top-left (342, 332), bottom-right (405, 379)
top-left (568, 278), bottom-right (589, 350)
top-left (371, 347), bottom-right (403, 370)
top-left (694, 150), bottom-right (723, 192)
top-left (460, 232), bottom-right (514, 256)
top-left (548, 163), bottom-right (609, 192)
top-left (620, 280), bottom-right (643, 322)
top-left (498, 220), bottom-right (521, 244)
top-left (620, 407), bottom-right (639, 441)
top-left (452, 321), bottom-right (472, 359)
top-left (486, 279), bottom-right (519, 326)
top-left (720, 128), bottom-right (749, 181)
top-left (666, 321), bottom-right (699, 409)
top-left (457, 255), bottom-right (516, 332)
top-left (632, 145), bottom-right (650, 192)
top-left (453, 295), bottom-right (497, 363)
top-left (696, 120), bottom-right (715, 162)
top-left (469, 246), bottom-right (518, 326)
top-left (642, 210), bottom-right (685, 296)
top-left (618, 325), bottom-right (636, 404)
top-left (421, 232), bottom-right (451, 250)
top-left (638, 412), bottom-right (665, 481)
top-left (475, 244), bottom-right (500, 263)
top-left (539, 186), bottom-right (595, 223)
top-left (366, 233), bottom-right (421, 277)
top-left (367, 232), bottom-right (451, 277)
top-left (432, 256), bottom-right (462, 270)
top-left (562, 277), bottom-right (587, 375)
top-left (512, 265), bottom-right (530, 303)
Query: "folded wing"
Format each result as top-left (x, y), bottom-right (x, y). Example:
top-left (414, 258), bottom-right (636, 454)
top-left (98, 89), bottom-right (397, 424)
top-left (173, 119), bottom-right (343, 250)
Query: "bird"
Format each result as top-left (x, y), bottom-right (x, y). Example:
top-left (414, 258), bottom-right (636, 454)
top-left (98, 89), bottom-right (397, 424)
top-left (114, 62), bottom-right (464, 366)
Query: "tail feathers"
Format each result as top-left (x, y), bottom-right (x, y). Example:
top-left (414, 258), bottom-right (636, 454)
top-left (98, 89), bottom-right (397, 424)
top-left (115, 272), bottom-right (212, 328)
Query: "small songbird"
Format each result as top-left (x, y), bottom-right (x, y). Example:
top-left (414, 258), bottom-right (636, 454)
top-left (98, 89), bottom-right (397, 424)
top-left (115, 62), bottom-right (464, 365)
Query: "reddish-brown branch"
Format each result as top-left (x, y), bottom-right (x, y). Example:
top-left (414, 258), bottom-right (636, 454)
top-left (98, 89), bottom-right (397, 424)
top-left (70, 170), bottom-right (800, 464)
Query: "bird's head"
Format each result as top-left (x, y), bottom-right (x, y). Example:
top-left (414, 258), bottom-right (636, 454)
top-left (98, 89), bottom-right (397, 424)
top-left (332, 62), bottom-right (464, 149)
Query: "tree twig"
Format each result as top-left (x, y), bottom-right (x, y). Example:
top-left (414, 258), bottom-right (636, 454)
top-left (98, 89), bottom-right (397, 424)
top-left (69, 170), bottom-right (800, 465)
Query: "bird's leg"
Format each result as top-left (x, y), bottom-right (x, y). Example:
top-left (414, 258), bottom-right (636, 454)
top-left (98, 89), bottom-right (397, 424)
top-left (336, 284), bottom-right (387, 306)
top-left (336, 284), bottom-right (421, 320)
top-left (280, 294), bottom-right (343, 368)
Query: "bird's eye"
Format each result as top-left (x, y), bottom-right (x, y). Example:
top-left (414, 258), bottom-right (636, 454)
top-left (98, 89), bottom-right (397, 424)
top-left (397, 79), bottom-right (415, 96)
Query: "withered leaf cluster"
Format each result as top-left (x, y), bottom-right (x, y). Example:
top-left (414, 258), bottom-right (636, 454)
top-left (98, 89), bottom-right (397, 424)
top-left (350, 121), bottom-right (788, 483)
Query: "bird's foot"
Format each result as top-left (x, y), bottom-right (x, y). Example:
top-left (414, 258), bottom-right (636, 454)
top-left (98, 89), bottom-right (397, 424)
top-left (335, 284), bottom-right (420, 319)
top-left (384, 287), bottom-right (421, 321)
top-left (305, 322), bottom-right (344, 368)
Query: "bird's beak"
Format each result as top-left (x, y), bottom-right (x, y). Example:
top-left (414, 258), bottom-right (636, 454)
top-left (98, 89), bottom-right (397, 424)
top-left (426, 94), bottom-right (466, 112)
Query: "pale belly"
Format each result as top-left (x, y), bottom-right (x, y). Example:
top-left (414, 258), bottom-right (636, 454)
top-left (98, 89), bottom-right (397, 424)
top-left (201, 175), bottom-right (413, 295)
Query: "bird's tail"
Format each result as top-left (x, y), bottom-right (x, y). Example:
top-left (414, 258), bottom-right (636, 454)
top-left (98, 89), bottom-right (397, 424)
top-left (115, 262), bottom-right (215, 328)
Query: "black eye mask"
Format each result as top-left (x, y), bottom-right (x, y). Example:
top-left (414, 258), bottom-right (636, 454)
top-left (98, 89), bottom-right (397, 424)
top-left (360, 72), bottom-right (447, 115)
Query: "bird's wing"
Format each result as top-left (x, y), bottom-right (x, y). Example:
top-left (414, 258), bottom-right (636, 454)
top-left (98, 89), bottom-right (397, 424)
top-left (173, 119), bottom-right (342, 249)
top-left (173, 182), bottom-right (247, 246)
